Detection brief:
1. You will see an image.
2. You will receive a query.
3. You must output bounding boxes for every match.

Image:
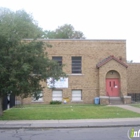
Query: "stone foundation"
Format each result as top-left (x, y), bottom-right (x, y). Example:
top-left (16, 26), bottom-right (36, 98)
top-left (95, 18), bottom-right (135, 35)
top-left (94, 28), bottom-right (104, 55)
top-left (99, 96), bottom-right (109, 105)
top-left (123, 96), bottom-right (131, 104)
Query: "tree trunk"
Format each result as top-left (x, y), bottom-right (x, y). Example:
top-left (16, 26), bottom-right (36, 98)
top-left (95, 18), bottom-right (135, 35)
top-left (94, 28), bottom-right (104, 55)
top-left (0, 97), bottom-right (3, 116)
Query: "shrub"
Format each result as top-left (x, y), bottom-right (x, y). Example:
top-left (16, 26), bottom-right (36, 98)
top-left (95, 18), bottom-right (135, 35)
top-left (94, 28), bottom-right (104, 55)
top-left (50, 101), bottom-right (62, 104)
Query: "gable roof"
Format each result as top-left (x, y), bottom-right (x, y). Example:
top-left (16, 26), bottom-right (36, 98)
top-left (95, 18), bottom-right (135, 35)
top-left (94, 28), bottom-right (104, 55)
top-left (96, 55), bottom-right (128, 68)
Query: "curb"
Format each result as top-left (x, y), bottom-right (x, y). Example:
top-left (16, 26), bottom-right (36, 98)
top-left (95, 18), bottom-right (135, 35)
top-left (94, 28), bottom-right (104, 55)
top-left (1, 124), bottom-right (140, 129)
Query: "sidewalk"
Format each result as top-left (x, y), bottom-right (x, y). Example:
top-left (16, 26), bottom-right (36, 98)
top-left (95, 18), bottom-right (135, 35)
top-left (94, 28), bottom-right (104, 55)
top-left (0, 118), bottom-right (140, 129)
top-left (108, 104), bottom-right (140, 114)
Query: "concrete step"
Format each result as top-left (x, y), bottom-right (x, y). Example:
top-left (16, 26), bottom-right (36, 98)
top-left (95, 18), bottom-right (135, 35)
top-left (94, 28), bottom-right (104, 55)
top-left (109, 97), bottom-right (123, 105)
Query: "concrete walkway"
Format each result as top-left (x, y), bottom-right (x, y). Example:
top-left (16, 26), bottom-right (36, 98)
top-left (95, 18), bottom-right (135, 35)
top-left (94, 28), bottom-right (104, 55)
top-left (0, 105), bottom-right (140, 129)
top-left (109, 104), bottom-right (140, 114)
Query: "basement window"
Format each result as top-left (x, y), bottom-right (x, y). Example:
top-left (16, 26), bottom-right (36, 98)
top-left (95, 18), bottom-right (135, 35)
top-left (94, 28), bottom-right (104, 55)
top-left (32, 91), bottom-right (43, 102)
top-left (52, 90), bottom-right (62, 101)
top-left (72, 90), bottom-right (82, 101)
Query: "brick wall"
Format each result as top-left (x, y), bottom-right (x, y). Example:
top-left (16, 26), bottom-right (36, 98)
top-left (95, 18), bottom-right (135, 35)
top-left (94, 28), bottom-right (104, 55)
top-left (98, 60), bottom-right (127, 97)
top-left (127, 63), bottom-right (140, 93)
top-left (22, 39), bottom-right (127, 104)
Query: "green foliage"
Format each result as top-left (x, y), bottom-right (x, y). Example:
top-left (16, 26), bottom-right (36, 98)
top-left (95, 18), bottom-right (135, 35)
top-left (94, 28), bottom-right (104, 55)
top-left (131, 104), bottom-right (140, 108)
top-left (32, 91), bottom-right (43, 101)
top-left (50, 101), bottom-right (62, 104)
top-left (0, 8), bottom-right (66, 104)
top-left (44, 24), bottom-right (85, 39)
top-left (0, 8), bottom-right (44, 39)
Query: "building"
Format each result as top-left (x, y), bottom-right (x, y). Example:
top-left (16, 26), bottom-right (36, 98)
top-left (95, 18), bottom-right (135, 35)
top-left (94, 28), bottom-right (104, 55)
top-left (21, 39), bottom-right (140, 105)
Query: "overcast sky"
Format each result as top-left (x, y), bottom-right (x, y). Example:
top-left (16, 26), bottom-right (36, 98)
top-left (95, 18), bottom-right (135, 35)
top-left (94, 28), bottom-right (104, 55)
top-left (1, 0), bottom-right (140, 62)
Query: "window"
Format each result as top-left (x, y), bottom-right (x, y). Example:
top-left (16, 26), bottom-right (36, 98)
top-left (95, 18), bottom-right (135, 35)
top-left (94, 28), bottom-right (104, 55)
top-left (52, 90), bottom-right (62, 101)
top-left (32, 91), bottom-right (43, 102)
top-left (72, 90), bottom-right (82, 101)
top-left (72, 57), bottom-right (82, 73)
top-left (52, 56), bottom-right (62, 66)
top-left (128, 93), bottom-right (140, 102)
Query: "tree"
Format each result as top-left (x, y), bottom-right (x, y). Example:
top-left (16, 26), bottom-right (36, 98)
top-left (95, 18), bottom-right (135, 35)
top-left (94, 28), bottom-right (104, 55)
top-left (44, 24), bottom-right (85, 39)
top-left (0, 8), bottom-right (65, 116)
top-left (127, 60), bottom-right (133, 63)
top-left (0, 8), bottom-right (44, 39)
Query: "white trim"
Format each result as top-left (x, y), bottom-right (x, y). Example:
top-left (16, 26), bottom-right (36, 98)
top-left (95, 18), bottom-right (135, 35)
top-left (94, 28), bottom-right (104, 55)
top-left (23, 39), bottom-right (126, 41)
top-left (71, 100), bottom-right (83, 102)
top-left (100, 96), bottom-right (109, 99)
top-left (31, 101), bottom-right (44, 103)
top-left (123, 96), bottom-right (131, 99)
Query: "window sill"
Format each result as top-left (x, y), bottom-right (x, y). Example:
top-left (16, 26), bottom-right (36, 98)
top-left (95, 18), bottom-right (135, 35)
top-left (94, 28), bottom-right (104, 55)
top-left (31, 101), bottom-right (44, 103)
top-left (71, 100), bottom-right (83, 102)
top-left (68, 74), bottom-right (84, 76)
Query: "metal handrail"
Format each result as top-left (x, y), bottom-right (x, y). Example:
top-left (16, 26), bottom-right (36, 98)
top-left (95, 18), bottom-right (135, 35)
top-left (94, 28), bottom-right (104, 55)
top-left (107, 92), bottom-right (110, 104)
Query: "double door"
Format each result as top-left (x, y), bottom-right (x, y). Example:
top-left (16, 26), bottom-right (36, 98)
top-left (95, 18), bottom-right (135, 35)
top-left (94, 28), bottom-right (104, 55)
top-left (106, 78), bottom-right (120, 97)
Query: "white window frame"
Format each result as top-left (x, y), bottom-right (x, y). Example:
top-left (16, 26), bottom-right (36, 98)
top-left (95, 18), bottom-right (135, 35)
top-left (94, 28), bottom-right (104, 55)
top-left (52, 90), bottom-right (62, 101)
top-left (72, 90), bottom-right (82, 101)
top-left (32, 91), bottom-right (43, 102)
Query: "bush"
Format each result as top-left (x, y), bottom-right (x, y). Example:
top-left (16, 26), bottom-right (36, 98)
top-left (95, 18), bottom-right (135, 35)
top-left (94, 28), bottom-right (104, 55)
top-left (50, 101), bottom-right (62, 104)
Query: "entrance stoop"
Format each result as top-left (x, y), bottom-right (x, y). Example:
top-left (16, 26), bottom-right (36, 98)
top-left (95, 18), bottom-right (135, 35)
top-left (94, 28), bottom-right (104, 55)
top-left (109, 97), bottom-right (123, 105)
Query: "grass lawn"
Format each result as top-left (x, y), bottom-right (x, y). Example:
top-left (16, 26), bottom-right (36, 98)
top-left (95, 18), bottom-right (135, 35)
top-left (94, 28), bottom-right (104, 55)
top-left (0, 104), bottom-right (140, 120)
top-left (131, 103), bottom-right (140, 108)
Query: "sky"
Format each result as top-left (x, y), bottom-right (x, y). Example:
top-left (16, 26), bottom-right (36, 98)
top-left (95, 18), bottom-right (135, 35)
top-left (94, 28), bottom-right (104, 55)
top-left (1, 0), bottom-right (140, 62)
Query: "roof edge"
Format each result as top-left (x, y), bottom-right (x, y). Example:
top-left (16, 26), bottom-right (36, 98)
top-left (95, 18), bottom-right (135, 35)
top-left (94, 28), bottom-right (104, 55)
top-left (96, 55), bottom-right (128, 68)
top-left (22, 39), bottom-right (126, 42)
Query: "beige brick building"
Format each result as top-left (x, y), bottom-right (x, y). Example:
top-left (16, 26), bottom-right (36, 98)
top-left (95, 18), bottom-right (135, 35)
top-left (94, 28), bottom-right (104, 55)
top-left (21, 39), bottom-right (140, 105)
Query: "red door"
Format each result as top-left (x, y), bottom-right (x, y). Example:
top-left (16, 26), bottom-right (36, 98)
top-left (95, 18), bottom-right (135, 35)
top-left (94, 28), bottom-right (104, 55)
top-left (106, 78), bottom-right (120, 97)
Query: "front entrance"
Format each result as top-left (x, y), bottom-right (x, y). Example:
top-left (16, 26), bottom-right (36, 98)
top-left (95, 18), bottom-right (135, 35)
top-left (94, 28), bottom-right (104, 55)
top-left (106, 78), bottom-right (120, 97)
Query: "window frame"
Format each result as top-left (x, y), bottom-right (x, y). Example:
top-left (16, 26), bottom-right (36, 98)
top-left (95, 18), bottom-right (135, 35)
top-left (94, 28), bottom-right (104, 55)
top-left (72, 90), bottom-right (82, 101)
top-left (32, 91), bottom-right (43, 102)
top-left (71, 56), bottom-right (82, 74)
top-left (52, 56), bottom-right (62, 66)
top-left (52, 90), bottom-right (63, 101)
